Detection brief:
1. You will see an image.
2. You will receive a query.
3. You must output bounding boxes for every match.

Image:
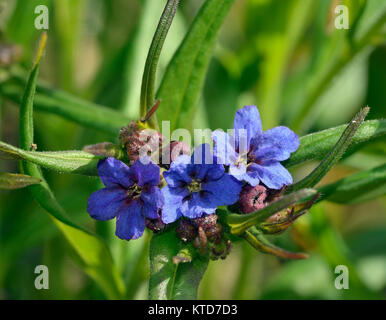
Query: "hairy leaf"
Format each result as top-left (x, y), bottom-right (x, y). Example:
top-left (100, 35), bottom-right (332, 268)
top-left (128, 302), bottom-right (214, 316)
top-left (17, 34), bottom-right (125, 299)
top-left (317, 163), bottom-right (386, 204)
top-left (0, 141), bottom-right (101, 176)
top-left (287, 107), bottom-right (369, 192)
top-left (140, 0), bottom-right (180, 129)
top-left (284, 119), bottom-right (386, 168)
top-left (227, 189), bottom-right (316, 236)
top-left (0, 172), bottom-right (41, 189)
top-left (156, 0), bottom-right (235, 131)
top-left (244, 227), bottom-right (308, 259)
top-left (1, 68), bottom-right (131, 134)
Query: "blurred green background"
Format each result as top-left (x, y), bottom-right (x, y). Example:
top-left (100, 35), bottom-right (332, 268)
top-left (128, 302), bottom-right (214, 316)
top-left (0, 0), bottom-right (385, 299)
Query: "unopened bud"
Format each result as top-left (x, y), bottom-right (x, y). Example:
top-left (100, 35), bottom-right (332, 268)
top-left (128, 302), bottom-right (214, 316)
top-left (145, 216), bottom-right (166, 233)
top-left (176, 219), bottom-right (196, 242)
top-left (119, 121), bottom-right (164, 164)
top-left (161, 140), bottom-right (190, 165)
top-left (83, 142), bottom-right (123, 159)
top-left (239, 185), bottom-right (267, 214)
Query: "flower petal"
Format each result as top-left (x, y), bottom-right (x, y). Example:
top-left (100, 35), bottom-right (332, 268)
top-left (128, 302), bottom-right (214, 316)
top-left (229, 163), bottom-right (247, 181)
top-left (141, 187), bottom-right (164, 219)
top-left (130, 157), bottom-right (160, 187)
top-left (212, 130), bottom-right (238, 166)
top-left (190, 143), bottom-right (214, 166)
top-left (233, 105), bottom-right (262, 150)
top-left (202, 173), bottom-right (242, 206)
top-left (97, 157), bottom-right (132, 188)
top-left (180, 192), bottom-right (216, 219)
top-left (87, 187), bottom-right (127, 221)
top-left (251, 126), bottom-right (299, 162)
top-left (161, 186), bottom-right (186, 224)
top-left (252, 161), bottom-right (293, 189)
top-left (243, 164), bottom-right (261, 186)
top-left (163, 155), bottom-right (192, 187)
top-left (115, 201), bottom-right (146, 240)
top-left (190, 144), bottom-right (224, 181)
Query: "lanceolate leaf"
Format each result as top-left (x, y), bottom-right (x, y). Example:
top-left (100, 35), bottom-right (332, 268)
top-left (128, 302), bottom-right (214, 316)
top-left (1, 68), bottom-right (131, 134)
top-left (243, 227), bottom-right (308, 259)
top-left (317, 163), bottom-right (386, 204)
top-left (0, 172), bottom-right (41, 189)
top-left (284, 119), bottom-right (386, 168)
top-left (156, 0), bottom-right (235, 131)
top-left (17, 34), bottom-right (125, 299)
top-left (140, 0), bottom-right (180, 129)
top-left (149, 231), bottom-right (209, 300)
top-left (0, 141), bottom-right (101, 176)
top-left (287, 107), bottom-right (369, 193)
top-left (227, 189), bottom-right (316, 236)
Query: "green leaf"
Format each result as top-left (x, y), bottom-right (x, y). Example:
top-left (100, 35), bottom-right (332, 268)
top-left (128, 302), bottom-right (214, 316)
top-left (0, 141), bottom-right (101, 176)
top-left (156, 0), bottom-right (235, 131)
top-left (140, 0), bottom-right (180, 129)
top-left (1, 67), bottom-right (131, 134)
top-left (317, 163), bottom-right (386, 204)
top-left (243, 227), bottom-right (308, 260)
top-left (0, 172), bottom-right (41, 189)
top-left (227, 188), bottom-right (316, 236)
top-left (283, 119), bottom-right (386, 168)
top-left (287, 107), bottom-right (369, 193)
top-left (17, 34), bottom-right (125, 299)
top-left (149, 231), bottom-right (209, 300)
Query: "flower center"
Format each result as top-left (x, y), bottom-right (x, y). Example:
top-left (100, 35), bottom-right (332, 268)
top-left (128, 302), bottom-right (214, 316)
top-left (235, 153), bottom-right (248, 167)
top-left (188, 179), bottom-right (202, 193)
top-left (127, 184), bottom-right (142, 199)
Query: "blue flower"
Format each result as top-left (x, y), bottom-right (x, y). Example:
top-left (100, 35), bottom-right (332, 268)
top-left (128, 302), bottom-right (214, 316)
top-left (161, 144), bottom-right (242, 224)
top-left (212, 105), bottom-right (299, 189)
top-left (87, 157), bottom-right (164, 240)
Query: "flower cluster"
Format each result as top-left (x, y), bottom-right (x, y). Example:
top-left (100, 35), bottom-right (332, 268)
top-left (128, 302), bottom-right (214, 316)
top-left (87, 106), bottom-right (300, 257)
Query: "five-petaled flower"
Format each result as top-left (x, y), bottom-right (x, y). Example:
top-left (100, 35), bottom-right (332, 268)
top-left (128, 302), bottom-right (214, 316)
top-left (161, 144), bottom-right (242, 224)
top-left (87, 157), bottom-right (164, 240)
top-left (212, 105), bottom-right (299, 189)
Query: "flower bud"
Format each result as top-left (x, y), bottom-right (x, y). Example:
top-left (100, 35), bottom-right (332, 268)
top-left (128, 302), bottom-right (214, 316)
top-left (176, 219), bottom-right (196, 242)
top-left (83, 142), bottom-right (124, 159)
top-left (145, 216), bottom-right (166, 233)
top-left (239, 185), bottom-right (267, 214)
top-left (119, 121), bottom-right (164, 164)
top-left (161, 140), bottom-right (190, 166)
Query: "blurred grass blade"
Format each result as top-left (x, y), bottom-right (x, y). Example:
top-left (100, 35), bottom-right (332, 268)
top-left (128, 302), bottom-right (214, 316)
top-left (0, 172), bottom-right (41, 189)
top-left (291, 3), bottom-right (386, 132)
top-left (149, 232), bottom-right (209, 300)
top-left (140, 0), bottom-right (180, 129)
top-left (243, 227), bottom-right (308, 259)
top-left (227, 189), bottom-right (316, 236)
top-left (156, 0), bottom-right (235, 131)
top-left (283, 119), bottom-right (386, 168)
top-left (53, 0), bottom-right (85, 92)
top-left (0, 141), bottom-right (101, 176)
top-left (287, 107), bottom-right (369, 193)
top-left (1, 67), bottom-right (131, 134)
top-left (317, 163), bottom-right (386, 204)
top-left (17, 33), bottom-right (125, 299)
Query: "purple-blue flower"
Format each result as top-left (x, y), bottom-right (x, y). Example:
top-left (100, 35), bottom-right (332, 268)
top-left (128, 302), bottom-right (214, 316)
top-left (212, 105), bottom-right (299, 189)
top-left (161, 144), bottom-right (242, 224)
top-left (87, 157), bottom-right (164, 240)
